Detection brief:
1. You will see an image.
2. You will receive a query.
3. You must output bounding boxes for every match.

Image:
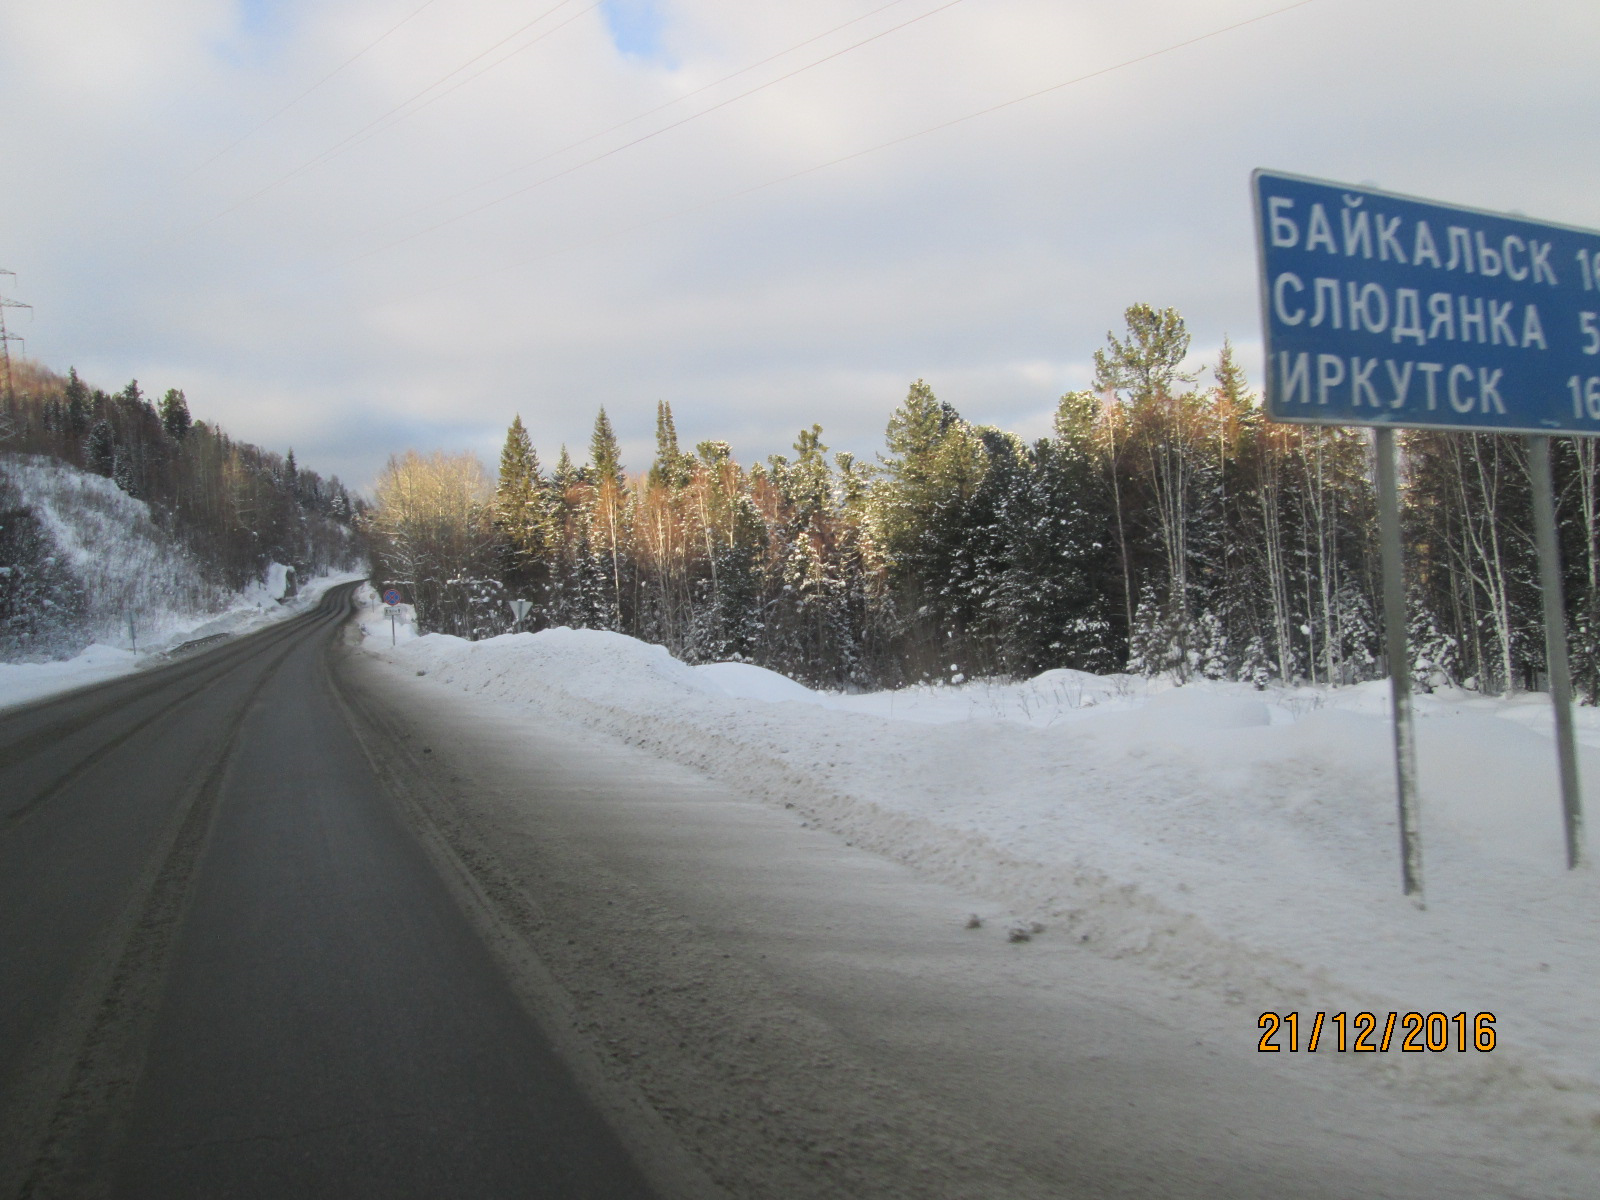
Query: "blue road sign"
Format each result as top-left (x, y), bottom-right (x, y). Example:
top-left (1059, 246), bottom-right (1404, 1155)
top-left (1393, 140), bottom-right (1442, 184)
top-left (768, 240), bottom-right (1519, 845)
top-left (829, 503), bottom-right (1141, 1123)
top-left (382, 588), bottom-right (402, 606)
top-left (1254, 170), bottom-right (1600, 434)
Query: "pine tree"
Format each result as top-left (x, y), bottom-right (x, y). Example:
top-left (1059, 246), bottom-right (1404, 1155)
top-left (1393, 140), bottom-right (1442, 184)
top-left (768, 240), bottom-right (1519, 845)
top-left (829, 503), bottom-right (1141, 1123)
top-left (1091, 303), bottom-right (1198, 405)
top-left (1092, 307), bottom-right (1215, 657)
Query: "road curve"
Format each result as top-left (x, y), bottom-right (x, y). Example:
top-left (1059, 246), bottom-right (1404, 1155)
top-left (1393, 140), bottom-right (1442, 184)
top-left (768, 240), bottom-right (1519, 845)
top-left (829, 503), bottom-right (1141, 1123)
top-left (0, 583), bottom-right (655, 1200)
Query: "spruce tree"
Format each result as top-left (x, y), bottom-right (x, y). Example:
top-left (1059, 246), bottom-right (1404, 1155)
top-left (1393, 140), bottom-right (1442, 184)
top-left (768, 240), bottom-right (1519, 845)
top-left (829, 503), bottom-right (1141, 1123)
top-left (159, 387), bottom-right (192, 441)
top-left (867, 383), bottom-right (992, 679)
top-left (496, 416), bottom-right (540, 515)
top-left (540, 446), bottom-right (581, 626)
top-left (113, 451), bottom-right (139, 497)
top-left (494, 415), bottom-right (549, 599)
top-left (589, 407), bottom-right (623, 492)
top-left (648, 400), bottom-right (691, 490)
top-left (1214, 335), bottom-right (1247, 406)
top-left (586, 407), bottom-right (628, 625)
top-left (63, 368), bottom-right (90, 437)
top-left (84, 419), bottom-right (115, 477)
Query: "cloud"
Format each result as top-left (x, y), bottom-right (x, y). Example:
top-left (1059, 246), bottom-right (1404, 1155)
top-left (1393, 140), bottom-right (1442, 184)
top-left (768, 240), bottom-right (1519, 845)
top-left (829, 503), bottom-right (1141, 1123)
top-left (2, 0), bottom-right (1597, 490)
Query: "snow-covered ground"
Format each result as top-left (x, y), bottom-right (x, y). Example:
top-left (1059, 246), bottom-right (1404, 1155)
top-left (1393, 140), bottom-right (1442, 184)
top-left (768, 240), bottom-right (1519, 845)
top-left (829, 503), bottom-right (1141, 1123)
top-left (0, 570), bottom-right (365, 713)
top-left (361, 608), bottom-right (1600, 1158)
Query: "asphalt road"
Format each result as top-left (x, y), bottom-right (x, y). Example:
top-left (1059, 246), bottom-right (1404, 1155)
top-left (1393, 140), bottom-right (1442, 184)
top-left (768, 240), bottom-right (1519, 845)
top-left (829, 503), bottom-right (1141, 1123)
top-left (0, 584), bottom-right (656, 1200)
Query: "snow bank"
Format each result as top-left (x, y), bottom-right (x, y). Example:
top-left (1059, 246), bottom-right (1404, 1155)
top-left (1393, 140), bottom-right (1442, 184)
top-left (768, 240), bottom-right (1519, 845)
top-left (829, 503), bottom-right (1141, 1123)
top-left (367, 619), bottom-right (1600, 1142)
top-left (358, 599), bottom-right (422, 648)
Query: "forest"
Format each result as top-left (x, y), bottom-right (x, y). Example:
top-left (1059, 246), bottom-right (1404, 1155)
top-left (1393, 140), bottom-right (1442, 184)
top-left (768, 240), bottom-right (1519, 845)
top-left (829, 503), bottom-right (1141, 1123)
top-left (364, 304), bottom-right (1600, 700)
top-left (0, 359), bottom-right (364, 658)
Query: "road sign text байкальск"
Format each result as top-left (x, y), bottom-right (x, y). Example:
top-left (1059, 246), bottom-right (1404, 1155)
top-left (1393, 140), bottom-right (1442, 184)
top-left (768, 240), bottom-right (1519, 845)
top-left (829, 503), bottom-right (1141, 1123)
top-left (1253, 170), bottom-right (1600, 434)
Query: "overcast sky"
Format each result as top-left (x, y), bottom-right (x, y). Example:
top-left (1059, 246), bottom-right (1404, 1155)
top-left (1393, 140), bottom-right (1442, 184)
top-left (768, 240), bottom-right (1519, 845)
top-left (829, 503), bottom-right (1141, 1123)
top-left (3, 0), bottom-right (1596, 490)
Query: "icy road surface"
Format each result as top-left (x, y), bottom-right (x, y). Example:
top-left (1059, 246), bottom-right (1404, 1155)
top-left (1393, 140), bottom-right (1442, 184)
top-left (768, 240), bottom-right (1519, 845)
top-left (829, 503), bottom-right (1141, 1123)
top-left (0, 585), bottom-right (656, 1199)
top-left (351, 606), bottom-right (1599, 1198)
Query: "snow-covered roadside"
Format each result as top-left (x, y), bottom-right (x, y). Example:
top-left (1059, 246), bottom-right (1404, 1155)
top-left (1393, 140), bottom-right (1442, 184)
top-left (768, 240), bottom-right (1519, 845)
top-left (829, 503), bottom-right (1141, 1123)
top-left (0, 571), bottom-right (366, 712)
top-left (362, 614), bottom-right (1600, 1150)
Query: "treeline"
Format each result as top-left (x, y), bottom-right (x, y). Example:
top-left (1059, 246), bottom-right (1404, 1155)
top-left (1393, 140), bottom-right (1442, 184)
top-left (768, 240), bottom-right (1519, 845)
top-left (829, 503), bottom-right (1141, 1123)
top-left (1, 359), bottom-right (365, 595)
top-left (365, 304), bottom-right (1600, 697)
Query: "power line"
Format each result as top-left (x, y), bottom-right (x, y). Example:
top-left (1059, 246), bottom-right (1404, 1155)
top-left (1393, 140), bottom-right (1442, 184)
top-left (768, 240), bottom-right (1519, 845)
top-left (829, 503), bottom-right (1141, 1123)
top-left (386, 0), bottom-right (923, 230)
top-left (193, 0), bottom-right (592, 232)
top-left (183, 0), bottom-right (445, 181)
top-left (424, 0), bottom-right (1321, 295)
top-left (342, 0), bottom-right (971, 267)
top-left (324, 1), bottom-right (603, 163)
top-left (743, 0), bottom-right (1323, 202)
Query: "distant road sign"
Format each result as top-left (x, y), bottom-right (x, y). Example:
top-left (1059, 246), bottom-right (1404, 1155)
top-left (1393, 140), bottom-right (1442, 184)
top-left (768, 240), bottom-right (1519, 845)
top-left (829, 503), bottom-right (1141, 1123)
top-left (383, 606), bottom-right (404, 620)
top-left (507, 599), bottom-right (532, 624)
top-left (1254, 170), bottom-right (1600, 434)
top-left (382, 588), bottom-right (402, 606)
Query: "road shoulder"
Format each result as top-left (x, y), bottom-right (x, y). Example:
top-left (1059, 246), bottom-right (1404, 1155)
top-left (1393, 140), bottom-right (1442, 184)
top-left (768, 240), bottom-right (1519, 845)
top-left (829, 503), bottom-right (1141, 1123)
top-left (332, 637), bottom-right (1577, 1199)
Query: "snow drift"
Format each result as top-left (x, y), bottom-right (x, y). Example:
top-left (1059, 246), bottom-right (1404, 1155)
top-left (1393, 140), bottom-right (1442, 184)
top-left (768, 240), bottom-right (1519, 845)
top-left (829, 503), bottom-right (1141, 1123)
top-left (365, 617), bottom-right (1600, 1145)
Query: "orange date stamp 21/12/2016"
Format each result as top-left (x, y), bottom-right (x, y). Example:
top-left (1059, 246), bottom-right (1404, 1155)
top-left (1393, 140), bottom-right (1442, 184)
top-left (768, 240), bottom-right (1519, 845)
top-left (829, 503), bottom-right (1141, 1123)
top-left (1257, 1011), bottom-right (1496, 1053)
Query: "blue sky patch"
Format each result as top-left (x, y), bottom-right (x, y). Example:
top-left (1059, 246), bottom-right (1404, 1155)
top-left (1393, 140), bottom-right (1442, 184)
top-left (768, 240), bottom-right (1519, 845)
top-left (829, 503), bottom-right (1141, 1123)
top-left (211, 0), bottom-right (289, 66)
top-left (599, 0), bottom-right (669, 62)
top-left (235, 0), bottom-right (288, 41)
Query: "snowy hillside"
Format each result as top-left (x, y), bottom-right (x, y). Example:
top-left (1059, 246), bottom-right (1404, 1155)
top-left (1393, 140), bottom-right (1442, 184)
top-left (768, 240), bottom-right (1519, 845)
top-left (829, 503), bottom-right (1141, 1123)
top-left (364, 610), bottom-right (1600, 1152)
top-left (0, 454), bottom-right (369, 708)
top-left (1, 453), bottom-right (232, 652)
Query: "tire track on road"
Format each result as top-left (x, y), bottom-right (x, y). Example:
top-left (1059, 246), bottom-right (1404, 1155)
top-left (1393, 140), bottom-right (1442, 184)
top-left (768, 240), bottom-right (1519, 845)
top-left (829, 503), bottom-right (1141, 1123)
top-left (2, 587), bottom-right (360, 1200)
top-left (0, 591), bottom-right (347, 808)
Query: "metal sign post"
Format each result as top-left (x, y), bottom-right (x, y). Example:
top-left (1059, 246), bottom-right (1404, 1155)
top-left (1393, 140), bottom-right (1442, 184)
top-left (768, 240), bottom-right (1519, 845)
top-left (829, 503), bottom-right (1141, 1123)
top-left (381, 590), bottom-right (404, 648)
top-left (1254, 169), bottom-right (1599, 889)
top-left (1374, 427), bottom-right (1423, 897)
top-left (1526, 436), bottom-right (1585, 867)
